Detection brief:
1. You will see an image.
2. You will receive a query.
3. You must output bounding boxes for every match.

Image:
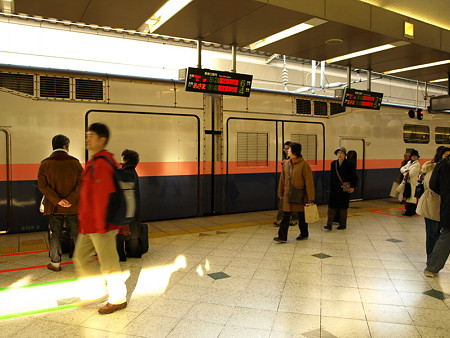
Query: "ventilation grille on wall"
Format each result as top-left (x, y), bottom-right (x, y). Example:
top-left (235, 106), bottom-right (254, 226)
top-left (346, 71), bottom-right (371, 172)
top-left (39, 76), bottom-right (70, 98)
top-left (237, 132), bottom-right (268, 167)
top-left (296, 99), bottom-right (311, 114)
top-left (313, 101), bottom-right (328, 116)
top-left (0, 72), bottom-right (34, 95)
top-left (330, 102), bottom-right (346, 115)
top-left (291, 134), bottom-right (317, 165)
top-left (75, 79), bottom-right (104, 100)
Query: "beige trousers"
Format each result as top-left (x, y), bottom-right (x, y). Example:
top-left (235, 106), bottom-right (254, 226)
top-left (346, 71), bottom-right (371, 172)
top-left (73, 229), bottom-right (127, 304)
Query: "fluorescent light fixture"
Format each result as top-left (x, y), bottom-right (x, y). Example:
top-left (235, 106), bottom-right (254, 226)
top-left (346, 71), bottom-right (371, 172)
top-left (326, 41), bottom-right (409, 64)
top-left (249, 18), bottom-right (327, 50)
top-left (430, 78), bottom-right (448, 83)
top-left (144, 0), bottom-right (193, 33)
top-left (385, 59), bottom-right (450, 74)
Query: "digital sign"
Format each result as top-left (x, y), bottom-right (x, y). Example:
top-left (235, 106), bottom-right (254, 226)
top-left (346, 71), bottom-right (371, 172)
top-left (342, 88), bottom-right (383, 110)
top-left (185, 68), bottom-right (252, 97)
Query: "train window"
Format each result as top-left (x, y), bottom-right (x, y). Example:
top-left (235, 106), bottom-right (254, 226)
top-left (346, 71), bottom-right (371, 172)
top-left (75, 79), bottom-right (104, 100)
top-left (436, 127), bottom-right (450, 144)
top-left (291, 134), bottom-right (317, 165)
top-left (39, 76), bottom-right (70, 99)
top-left (330, 102), bottom-right (346, 115)
top-left (237, 132), bottom-right (268, 167)
top-left (0, 72), bottom-right (34, 95)
top-left (313, 101), bottom-right (328, 116)
top-left (403, 124), bottom-right (430, 144)
top-left (296, 99), bottom-right (311, 114)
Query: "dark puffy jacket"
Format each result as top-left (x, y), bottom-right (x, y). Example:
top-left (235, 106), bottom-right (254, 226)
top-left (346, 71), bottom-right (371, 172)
top-left (430, 157), bottom-right (450, 229)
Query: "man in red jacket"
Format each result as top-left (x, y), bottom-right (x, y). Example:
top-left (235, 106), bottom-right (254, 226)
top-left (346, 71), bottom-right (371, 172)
top-left (73, 123), bottom-right (127, 315)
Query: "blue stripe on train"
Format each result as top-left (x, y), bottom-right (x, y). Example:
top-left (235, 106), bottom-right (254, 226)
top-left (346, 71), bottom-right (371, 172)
top-left (1, 167), bottom-right (400, 233)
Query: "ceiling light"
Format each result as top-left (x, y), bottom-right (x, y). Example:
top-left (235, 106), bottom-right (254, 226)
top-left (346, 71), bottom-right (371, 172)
top-left (430, 78), bottom-right (448, 83)
top-left (249, 18), bottom-right (327, 50)
top-left (325, 38), bottom-right (343, 46)
top-left (144, 0), bottom-right (193, 33)
top-left (385, 59), bottom-right (450, 74)
top-left (326, 41), bottom-right (409, 64)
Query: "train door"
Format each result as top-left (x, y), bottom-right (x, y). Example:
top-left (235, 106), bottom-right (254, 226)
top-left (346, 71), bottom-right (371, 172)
top-left (0, 127), bottom-right (11, 232)
top-left (226, 118), bottom-right (278, 213)
top-left (283, 122), bottom-right (326, 204)
top-left (339, 138), bottom-right (365, 200)
top-left (87, 110), bottom-right (201, 221)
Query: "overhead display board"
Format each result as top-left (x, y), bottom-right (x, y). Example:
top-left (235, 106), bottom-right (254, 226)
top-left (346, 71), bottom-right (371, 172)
top-left (185, 67), bottom-right (252, 97)
top-left (342, 88), bottom-right (383, 110)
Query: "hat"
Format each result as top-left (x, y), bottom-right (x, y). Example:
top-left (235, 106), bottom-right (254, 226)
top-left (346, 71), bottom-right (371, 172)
top-left (334, 147), bottom-right (347, 155)
top-left (410, 150), bottom-right (420, 158)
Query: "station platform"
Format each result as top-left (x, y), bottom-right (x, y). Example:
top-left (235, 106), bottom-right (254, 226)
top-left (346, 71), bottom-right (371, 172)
top-left (0, 198), bottom-right (448, 337)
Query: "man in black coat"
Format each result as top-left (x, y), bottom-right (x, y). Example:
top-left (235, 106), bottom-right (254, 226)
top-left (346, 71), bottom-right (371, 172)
top-left (324, 147), bottom-right (357, 230)
top-left (425, 156), bottom-right (450, 277)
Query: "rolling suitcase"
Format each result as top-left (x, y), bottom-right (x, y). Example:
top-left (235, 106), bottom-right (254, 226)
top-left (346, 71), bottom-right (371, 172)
top-left (139, 223), bottom-right (149, 254)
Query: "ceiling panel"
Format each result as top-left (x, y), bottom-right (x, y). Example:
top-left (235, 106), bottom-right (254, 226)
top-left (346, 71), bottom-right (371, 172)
top-left (82, 0), bottom-right (167, 29)
top-left (346, 45), bottom-right (450, 71)
top-left (7, 0), bottom-right (450, 84)
top-left (153, 0), bottom-right (313, 46)
top-left (15, 0), bottom-right (91, 22)
top-left (260, 22), bottom-right (395, 62)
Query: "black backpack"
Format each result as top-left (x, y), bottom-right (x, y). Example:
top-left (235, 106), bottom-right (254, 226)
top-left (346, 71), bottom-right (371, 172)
top-left (92, 156), bottom-right (137, 226)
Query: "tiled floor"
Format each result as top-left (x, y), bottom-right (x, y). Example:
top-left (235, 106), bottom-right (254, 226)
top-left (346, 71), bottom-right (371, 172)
top-left (1, 199), bottom-right (449, 337)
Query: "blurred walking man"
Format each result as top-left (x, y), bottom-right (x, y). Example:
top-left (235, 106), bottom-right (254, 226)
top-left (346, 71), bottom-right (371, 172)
top-left (38, 134), bottom-right (82, 271)
top-left (74, 123), bottom-right (128, 314)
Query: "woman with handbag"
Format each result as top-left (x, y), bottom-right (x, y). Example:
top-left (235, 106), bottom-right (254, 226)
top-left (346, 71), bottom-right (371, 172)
top-left (419, 146), bottom-right (450, 257)
top-left (273, 142), bottom-right (315, 243)
top-left (400, 150), bottom-right (421, 216)
top-left (324, 147), bottom-right (357, 230)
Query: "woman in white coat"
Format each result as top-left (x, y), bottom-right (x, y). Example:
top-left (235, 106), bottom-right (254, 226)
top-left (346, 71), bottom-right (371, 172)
top-left (400, 150), bottom-right (421, 216)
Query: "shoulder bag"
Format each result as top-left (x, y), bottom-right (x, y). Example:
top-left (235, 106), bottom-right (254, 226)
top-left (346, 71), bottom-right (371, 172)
top-left (416, 189), bottom-right (440, 221)
top-left (287, 161), bottom-right (305, 203)
top-left (335, 162), bottom-right (352, 193)
top-left (414, 174), bottom-right (425, 198)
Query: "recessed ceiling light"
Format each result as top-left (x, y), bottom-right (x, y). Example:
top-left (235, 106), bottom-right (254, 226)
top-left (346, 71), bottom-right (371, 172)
top-left (248, 18), bottom-right (327, 50)
top-left (326, 41), bottom-right (409, 64)
top-left (325, 38), bottom-right (343, 46)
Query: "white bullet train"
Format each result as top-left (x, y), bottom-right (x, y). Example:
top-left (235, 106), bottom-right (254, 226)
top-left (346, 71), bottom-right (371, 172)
top-left (1, 66), bottom-right (449, 233)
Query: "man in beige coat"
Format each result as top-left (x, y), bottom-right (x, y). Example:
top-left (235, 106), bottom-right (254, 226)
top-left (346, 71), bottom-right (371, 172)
top-left (274, 142), bottom-right (315, 243)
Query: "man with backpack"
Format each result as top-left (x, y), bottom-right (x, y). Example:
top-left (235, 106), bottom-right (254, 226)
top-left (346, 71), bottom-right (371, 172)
top-left (73, 123), bottom-right (128, 314)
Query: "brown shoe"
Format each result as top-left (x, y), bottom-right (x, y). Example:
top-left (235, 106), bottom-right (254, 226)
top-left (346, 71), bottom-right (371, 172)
top-left (47, 263), bottom-right (61, 272)
top-left (98, 302), bottom-right (127, 314)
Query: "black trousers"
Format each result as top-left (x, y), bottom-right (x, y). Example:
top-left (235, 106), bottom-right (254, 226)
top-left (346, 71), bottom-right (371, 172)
top-left (404, 202), bottom-right (417, 216)
top-left (278, 211), bottom-right (308, 241)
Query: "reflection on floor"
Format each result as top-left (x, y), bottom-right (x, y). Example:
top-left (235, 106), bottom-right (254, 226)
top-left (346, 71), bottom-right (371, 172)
top-left (1, 198), bottom-right (448, 337)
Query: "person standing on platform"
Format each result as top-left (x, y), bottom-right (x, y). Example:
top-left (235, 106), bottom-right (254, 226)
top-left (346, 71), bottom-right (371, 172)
top-left (420, 147), bottom-right (450, 258)
top-left (273, 142), bottom-right (315, 243)
top-left (73, 123), bottom-right (128, 314)
top-left (400, 150), bottom-right (421, 216)
top-left (274, 141), bottom-right (299, 227)
top-left (424, 155), bottom-right (450, 278)
top-left (116, 149), bottom-right (142, 261)
top-left (38, 134), bottom-right (83, 272)
top-left (324, 147), bottom-right (357, 230)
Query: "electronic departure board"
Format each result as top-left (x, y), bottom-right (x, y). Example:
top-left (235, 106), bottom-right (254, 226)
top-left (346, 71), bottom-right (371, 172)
top-left (342, 88), bottom-right (383, 110)
top-left (185, 68), bottom-right (252, 97)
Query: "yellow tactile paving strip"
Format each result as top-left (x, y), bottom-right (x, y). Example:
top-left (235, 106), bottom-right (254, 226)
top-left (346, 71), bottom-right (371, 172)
top-left (0, 199), bottom-right (399, 255)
